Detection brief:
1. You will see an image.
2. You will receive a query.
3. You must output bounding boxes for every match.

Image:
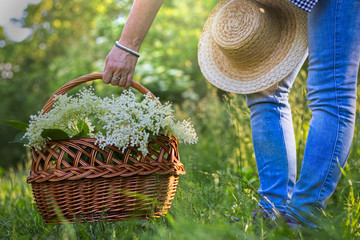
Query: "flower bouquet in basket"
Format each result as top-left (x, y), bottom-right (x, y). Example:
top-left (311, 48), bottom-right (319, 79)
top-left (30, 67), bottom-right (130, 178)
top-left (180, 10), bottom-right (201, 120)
top-left (8, 73), bottom-right (197, 224)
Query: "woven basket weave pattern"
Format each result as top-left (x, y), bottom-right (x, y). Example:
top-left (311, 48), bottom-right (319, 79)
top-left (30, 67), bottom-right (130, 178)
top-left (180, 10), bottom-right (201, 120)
top-left (27, 136), bottom-right (184, 183)
top-left (31, 175), bottom-right (179, 223)
top-left (27, 73), bottom-right (185, 224)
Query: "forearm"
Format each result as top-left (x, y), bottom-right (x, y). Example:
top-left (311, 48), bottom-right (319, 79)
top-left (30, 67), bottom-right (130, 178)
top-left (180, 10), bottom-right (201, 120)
top-left (103, 0), bottom-right (163, 87)
top-left (119, 0), bottom-right (164, 51)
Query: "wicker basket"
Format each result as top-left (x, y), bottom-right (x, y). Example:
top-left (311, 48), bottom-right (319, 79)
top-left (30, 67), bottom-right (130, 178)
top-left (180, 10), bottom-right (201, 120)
top-left (26, 73), bottom-right (186, 224)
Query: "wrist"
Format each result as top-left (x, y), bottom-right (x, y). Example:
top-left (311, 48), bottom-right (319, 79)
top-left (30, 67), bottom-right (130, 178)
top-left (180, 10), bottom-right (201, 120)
top-left (118, 38), bottom-right (142, 52)
top-left (114, 41), bottom-right (140, 58)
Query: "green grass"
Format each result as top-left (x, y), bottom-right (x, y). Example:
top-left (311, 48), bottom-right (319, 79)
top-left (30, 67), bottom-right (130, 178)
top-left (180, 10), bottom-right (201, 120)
top-left (1, 76), bottom-right (360, 239)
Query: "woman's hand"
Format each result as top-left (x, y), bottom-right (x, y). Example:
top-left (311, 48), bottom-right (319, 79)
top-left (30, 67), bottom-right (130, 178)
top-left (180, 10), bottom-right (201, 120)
top-left (102, 0), bottom-right (164, 89)
top-left (103, 45), bottom-right (138, 89)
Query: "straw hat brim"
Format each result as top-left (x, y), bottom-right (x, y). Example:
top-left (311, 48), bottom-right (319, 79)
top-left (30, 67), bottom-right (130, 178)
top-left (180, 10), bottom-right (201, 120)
top-left (198, 0), bottom-right (308, 94)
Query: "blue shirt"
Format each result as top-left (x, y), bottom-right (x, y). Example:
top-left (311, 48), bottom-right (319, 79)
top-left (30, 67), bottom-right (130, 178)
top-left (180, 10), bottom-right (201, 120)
top-left (289, 0), bottom-right (318, 12)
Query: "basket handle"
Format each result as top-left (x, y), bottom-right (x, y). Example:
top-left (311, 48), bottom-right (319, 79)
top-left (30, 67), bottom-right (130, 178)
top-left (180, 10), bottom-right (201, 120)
top-left (41, 72), bottom-right (156, 114)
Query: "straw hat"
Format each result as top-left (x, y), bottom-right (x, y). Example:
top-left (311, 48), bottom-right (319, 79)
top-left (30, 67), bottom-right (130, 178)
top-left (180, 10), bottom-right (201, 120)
top-left (198, 0), bottom-right (308, 94)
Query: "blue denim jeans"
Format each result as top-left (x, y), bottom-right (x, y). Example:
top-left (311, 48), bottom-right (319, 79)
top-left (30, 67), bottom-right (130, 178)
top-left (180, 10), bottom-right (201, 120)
top-left (245, 0), bottom-right (360, 227)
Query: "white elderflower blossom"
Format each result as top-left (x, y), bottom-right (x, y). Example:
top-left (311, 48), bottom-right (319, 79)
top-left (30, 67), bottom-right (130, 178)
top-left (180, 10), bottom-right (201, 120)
top-left (25, 87), bottom-right (198, 155)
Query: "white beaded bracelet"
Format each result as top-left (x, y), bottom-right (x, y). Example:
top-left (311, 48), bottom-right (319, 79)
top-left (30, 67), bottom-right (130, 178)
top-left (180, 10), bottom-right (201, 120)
top-left (114, 41), bottom-right (140, 58)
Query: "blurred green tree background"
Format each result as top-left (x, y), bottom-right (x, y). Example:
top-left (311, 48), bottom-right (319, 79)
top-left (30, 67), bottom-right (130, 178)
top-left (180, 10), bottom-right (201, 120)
top-left (0, 0), bottom-right (220, 169)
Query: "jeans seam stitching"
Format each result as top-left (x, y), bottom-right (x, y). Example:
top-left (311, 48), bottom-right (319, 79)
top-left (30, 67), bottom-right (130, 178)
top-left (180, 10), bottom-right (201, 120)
top-left (314, 0), bottom-right (341, 207)
top-left (278, 106), bottom-right (291, 208)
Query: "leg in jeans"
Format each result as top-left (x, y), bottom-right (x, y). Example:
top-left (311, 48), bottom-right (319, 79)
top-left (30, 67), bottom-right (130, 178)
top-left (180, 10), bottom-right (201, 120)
top-left (286, 0), bottom-right (360, 228)
top-left (246, 54), bottom-right (307, 217)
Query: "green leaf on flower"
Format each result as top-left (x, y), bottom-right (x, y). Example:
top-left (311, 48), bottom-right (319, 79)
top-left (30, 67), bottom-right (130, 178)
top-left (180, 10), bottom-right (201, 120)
top-left (41, 129), bottom-right (70, 140)
top-left (88, 114), bottom-right (103, 133)
top-left (72, 120), bottom-right (90, 138)
top-left (78, 120), bottom-right (90, 134)
top-left (9, 132), bottom-right (29, 144)
top-left (1, 120), bottom-right (29, 132)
